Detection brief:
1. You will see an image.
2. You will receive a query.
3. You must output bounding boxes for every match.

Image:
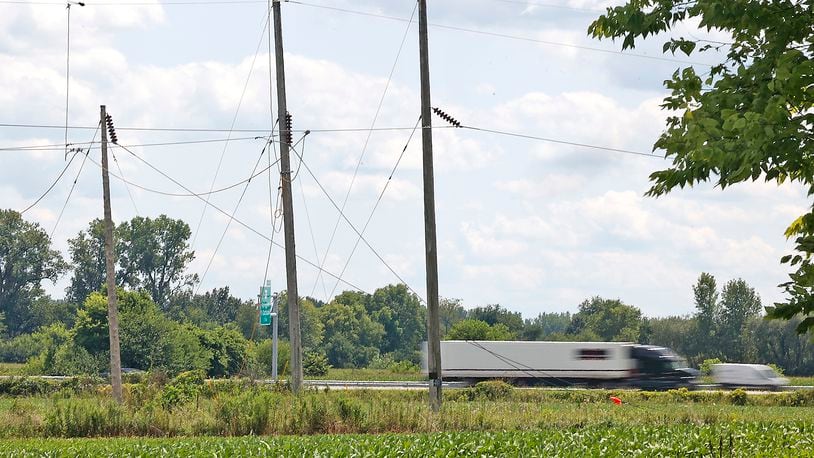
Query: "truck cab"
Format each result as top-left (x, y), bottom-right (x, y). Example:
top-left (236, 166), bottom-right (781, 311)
top-left (628, 345), bottom-right (699, 390)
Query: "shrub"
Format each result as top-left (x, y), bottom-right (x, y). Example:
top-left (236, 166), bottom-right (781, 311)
top-left (303, 352), bottom-right (330, 377)
top-left (0, 333), bottom-right (45, 363)
top-left (159, 369), bottom-right (206, 409)
top-left (767, 363), bottom-right (785, 376)
top-left (699, 358), bottom-right (722, 375)
top-left (729, 388), bottom-right (748, 406)
top-left (472, 381), bottom-right (514, 401)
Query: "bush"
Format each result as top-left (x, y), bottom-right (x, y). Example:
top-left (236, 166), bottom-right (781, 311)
top-left (49, 342), bottom-right (102, 376)
top-left (303, 352), bottom-right (330, 377)
top-left (249, 339), bottom-right (290, 377)
top-left (0, 334), bottom-right (45, 363)
top-left (699, 358), bottom-right (722, 375)
top-left (729, 388), bottom-right (748, 406)
top-left (767, 363), bottom-right (785, 376)
top-left (472, 381), bottom-right (514, 401)
top-left (159, 369), bottom-right (206, 410)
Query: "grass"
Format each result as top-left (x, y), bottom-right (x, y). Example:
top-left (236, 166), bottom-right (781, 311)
top-left (1, 383), bottom-right (814, 438)
top-left (1, 424), bottom-right (813, 457)
top-left (0, 363), bottom-right (25, 376)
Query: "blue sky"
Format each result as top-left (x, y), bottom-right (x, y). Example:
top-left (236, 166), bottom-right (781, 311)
top-left (1, 0), bottom-right (808, 318)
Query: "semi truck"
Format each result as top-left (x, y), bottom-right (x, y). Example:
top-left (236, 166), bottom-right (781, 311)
top-left (422, 340), bottom-right (698, 389)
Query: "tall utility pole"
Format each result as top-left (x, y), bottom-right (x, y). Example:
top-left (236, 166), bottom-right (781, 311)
top-left (100, 105), bottom-right (123, 403)
top-left (418, 0), bottom-right (442, 412)
top-left (272, 0), bottom-right (303, 392)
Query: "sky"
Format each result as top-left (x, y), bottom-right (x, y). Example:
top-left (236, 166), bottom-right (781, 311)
top-left (0, 0), bottom-right (808, 319)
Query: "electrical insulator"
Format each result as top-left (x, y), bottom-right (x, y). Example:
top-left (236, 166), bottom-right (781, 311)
top-left (284, 112), bottom-right (293, 144)
top-left (432, 107), bottom-right (462, 128)
top-left (105, 114), bottom-right (119, 144)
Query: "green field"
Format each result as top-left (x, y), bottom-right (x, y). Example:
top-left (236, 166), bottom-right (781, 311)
top-left (1, 424), bottom-right (812, 457)
top-left (2, 376), bottom-right (814, 455)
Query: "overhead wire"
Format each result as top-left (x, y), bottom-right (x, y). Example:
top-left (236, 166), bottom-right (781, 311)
top-left (87, 149), bottom-right (280, 197)
top-left (326, 115), bottom-right (421, 302)
top-left (294, 135), bottom-right (329, 300)
top-left (311, 0), bottom-right (418, 299)
top-left (0, 136), bottom-right (269, 152)
top-left (112, 142), bottom-right (367, 293)
top-left (50, 122), bottom-right (100, 238)
top-left (195, 141), bottom-right (271, 295)
top-left (290, 142), bottom-right (426, 303)
top-left (0, 122), bottom-right (455, 134)
top-left (462, 125), bottom-right (663, 158)
top-left (191, 10), bottom-right (272, 250)
top-left (110, 149), bottom-right (140, 215)
top-left (262, 0), bottom-right (277, 291)
top-left (17, 123), bottom-right (101, 215)
top-left (287, 0), bottom-right (713, 67)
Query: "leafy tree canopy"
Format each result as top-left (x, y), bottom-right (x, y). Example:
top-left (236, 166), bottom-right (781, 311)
top-left (116, 215), bottom-right (197, 307)
top-left (0, 210), bottom-right (67, 335)
top-left (589, 0), bottom-right (814, 332)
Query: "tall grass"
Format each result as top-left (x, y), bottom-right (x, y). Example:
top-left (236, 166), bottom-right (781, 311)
top-left (2, 382), bottom-right (814, 438)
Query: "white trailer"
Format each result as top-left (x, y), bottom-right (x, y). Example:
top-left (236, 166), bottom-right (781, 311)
top-left (422, 340), bottom-right (698, 388)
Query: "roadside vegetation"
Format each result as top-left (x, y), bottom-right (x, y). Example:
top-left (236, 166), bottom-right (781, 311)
top-left (1, 377), bottom-right (814, 439)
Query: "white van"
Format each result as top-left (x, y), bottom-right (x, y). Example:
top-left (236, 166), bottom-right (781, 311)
top-left (711, 363), bottom-right (790, 389)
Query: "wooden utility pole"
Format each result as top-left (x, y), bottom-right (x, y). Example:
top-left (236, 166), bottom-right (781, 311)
top-left (272, 0), bottom-right (303, 392)
top-left (100, 105), bottom-right (123, 403)
top-left (418, 0), bottom-right (442, 411)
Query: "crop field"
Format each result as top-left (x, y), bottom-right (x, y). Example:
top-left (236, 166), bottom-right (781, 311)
top-left (1, 423), bottom-right (812, 457)
top-left (2, 377), bottom-right (814, 455)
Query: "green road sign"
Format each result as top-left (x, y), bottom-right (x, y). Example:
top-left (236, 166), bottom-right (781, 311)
top-left (260, 280), bottom-right (272, 326)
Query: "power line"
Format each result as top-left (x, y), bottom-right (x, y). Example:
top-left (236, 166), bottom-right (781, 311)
top-left (87, 147), bottom-right (281, 197)
top-left (327, 115), bottom-right (421, 302)
top-left (462, 125), bottom-right (663, 158)
top-left (110, 149), bottom-right (140, 215)
top-left (114, 142), bottom-right (367, 293)
top-left (312, 0), bottom-right (418, 299)
top-left (290, 143), bottom-right (425, 303)
top-left (294, 138), bottom-right (329, 300)
top-left (18, 122), bottom-right (101, 215)
top-left (287, 0), bottom-right (713, 66)
top-left (488, 0), bottom-right (606, 14)
top-left (196, 142), bottom-right (270, 294)
top-left (0, 122), bottom-right (455, 134)
top-left (0, 136), bottom-right (270, 152)
top-left (191, 11), bottom-right (272, 249)
top-left (50, 123), bottom-right (100, 238)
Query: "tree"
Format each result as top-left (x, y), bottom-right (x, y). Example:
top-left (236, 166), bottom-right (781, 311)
top-left (319, 301), bottom-right (384, 368)
top-left (366, 284), bottom-right (426, 361)
top-left (718, 279), bottom-right (762, 361)
top-left (568, 297), bottom-right (643, 342)
top-left (751, 315), bottom-right (814, 375)
top-left (116, 215), bottom-right (197, 308)
top-left (66, 219), bottom-right (106, 305)
top-left (589, 1), bottom-right (814, 332)
top-left (521, 312), bottom-right (572, 341)
top-left (168, 287), bottom-right (246, 326)
top-left (467, 304), bottom-right (524, 334)
top-left (439, 297), bottom-right (467, 335)
top-left (445, 319), bottom-right (515, 341)
top-left (693, 273), bottom-right (721, 355)
top-left (0, 210), bottom-right (67, 335)
top-left (641, 315), bottom-right (697, 363)
top-left (275, 292), bottom-right (324, 352)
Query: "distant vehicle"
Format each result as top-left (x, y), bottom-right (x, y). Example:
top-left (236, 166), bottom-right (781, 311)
top-left (422, 340), bottom-right (698, 389)
top-left (711, 363), bottom-right (789, 390)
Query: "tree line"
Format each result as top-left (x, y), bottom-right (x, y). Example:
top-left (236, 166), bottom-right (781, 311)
top-left (2, 209), bottom-right (814, 377)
